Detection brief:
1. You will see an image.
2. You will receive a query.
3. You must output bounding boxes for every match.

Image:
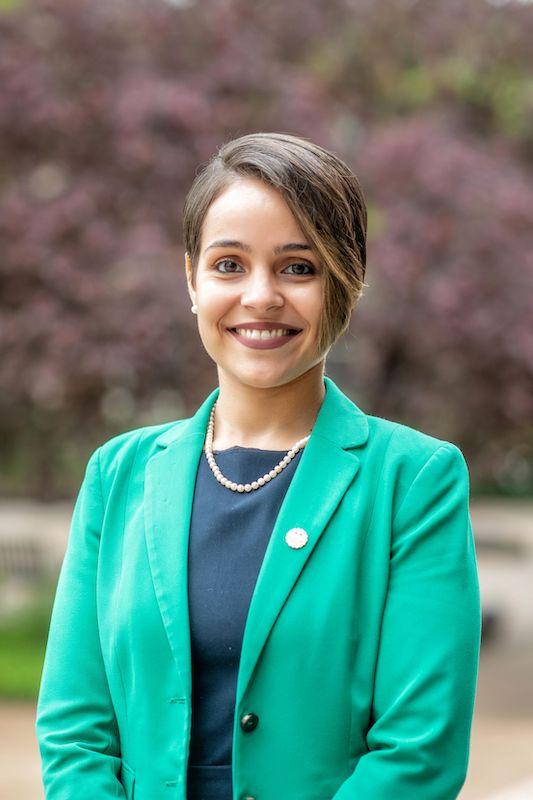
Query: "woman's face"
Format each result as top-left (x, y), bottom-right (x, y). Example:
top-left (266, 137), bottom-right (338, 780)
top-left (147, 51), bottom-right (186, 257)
top-left (186, 176), bottom-right (327, 389)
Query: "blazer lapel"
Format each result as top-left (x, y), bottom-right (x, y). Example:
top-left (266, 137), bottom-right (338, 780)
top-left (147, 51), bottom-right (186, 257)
top-left (143, 375), bottom-right (369, 704)
top-left (144, 387), bottom-right (218, 700)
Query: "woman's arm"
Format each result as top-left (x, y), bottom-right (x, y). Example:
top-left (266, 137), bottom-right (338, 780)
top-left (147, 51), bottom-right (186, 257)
top-left (332, 444), bottom-right (482, 800)
top-left (35, 447), bottom-right (127, 799)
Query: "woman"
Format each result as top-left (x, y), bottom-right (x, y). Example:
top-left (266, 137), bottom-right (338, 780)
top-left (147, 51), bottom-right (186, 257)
top-left (35, 132), bottom-right (482, 800)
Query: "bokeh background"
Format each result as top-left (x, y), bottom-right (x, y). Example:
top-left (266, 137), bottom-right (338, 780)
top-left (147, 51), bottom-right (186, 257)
top-left (0, 0), bottom-right (532, 797)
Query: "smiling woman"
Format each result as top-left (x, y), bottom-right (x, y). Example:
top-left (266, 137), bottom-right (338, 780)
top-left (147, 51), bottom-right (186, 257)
top-left (35, 132), bottom-right (480, 800)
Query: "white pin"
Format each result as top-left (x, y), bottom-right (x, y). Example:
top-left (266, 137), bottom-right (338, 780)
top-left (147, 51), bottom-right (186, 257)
top-left (284, 527), bottom-right (309, 549)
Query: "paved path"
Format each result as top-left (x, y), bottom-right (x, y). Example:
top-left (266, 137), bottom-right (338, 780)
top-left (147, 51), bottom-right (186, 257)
top-left (483, 777), bottom-right (533, 800)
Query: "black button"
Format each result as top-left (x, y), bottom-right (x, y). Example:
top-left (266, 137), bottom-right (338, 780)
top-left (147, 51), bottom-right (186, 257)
top-left (240, 712), bottom-right (259, 731)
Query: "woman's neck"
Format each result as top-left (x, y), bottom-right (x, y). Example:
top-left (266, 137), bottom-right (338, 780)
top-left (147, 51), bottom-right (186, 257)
top-left (211, 365), bottom-right (326, 451)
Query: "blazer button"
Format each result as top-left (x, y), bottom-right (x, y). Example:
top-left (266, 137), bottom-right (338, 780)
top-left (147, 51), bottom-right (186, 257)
top-left (240, 712), bottom-right (259, 731)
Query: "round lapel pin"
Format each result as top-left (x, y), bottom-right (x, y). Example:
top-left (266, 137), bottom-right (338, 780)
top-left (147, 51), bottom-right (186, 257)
top-left (285, 527), bottom-right (309, 549)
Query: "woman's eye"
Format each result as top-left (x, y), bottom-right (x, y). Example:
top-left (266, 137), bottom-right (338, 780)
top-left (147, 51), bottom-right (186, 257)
top-left (213, 259), bottom-right (242, 273)
top-left (284, 262), bottom-right (315, 275)
top-left (213, 259), bottom-right (315, 275)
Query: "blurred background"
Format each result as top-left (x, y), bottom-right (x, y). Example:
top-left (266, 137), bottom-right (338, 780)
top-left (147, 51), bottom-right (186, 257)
top-left (0, 0), bottom-right (532, 796)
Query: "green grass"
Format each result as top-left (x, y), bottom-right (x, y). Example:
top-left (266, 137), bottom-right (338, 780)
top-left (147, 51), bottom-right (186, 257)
top-left (0, 576), bottom-right (55, 700)
top-left (0, 0), bottom-right (23, 12)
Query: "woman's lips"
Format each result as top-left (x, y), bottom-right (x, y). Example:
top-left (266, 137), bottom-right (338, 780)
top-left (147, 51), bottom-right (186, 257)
top-left (226, 328), bottom-right (302, 350)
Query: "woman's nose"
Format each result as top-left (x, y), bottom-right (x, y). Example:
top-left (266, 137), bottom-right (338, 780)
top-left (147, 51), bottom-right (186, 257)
top-left (240, 271), bottom-right (283, 308)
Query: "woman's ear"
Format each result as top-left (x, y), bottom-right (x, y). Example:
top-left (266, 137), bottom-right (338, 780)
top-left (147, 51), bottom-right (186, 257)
top-left (185, 251), bottom-right (196, 302)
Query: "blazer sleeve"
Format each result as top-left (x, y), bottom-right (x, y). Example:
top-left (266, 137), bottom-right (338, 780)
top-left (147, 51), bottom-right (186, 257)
top-left (331, 443), bottom-right (482, 800)
top-left (35, 446), bottom-right (127, 799)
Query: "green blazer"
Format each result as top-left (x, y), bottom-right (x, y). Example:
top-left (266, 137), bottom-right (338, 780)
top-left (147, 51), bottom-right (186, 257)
top-left (35, 374), bottom-right (482, 800)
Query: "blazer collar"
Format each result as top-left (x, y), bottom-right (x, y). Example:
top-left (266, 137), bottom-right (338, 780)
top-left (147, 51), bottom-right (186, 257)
top-left (144, 375), bottom-right (369, 706)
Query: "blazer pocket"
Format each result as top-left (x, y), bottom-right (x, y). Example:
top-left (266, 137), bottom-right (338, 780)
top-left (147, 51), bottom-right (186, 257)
top-left (120, 759), bottom-right (136, 799)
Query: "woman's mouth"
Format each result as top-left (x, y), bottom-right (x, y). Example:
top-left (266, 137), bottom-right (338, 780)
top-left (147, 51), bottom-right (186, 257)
top-left (226, 327), bottom-right (302, 350)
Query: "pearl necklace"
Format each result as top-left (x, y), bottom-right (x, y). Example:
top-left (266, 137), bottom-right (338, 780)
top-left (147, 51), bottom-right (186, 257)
top-left (203, 401), bottom-right (311, 493)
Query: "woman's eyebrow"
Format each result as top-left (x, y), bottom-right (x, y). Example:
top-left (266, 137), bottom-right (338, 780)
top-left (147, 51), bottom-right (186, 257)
top-left (204, 239), bottom-right (312, 255)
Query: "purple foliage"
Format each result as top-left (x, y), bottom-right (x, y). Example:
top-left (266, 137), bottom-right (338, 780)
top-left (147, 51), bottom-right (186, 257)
top-left (0, 0), bottom-right (531, 495)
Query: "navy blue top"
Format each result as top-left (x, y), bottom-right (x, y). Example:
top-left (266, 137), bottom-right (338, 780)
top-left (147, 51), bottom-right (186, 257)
top-left (186, 445), bottom-right (303, 800)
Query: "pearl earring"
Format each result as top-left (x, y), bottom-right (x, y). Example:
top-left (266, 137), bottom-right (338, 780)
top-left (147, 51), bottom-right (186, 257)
top-left (191, 304), bottom-right (198, 314)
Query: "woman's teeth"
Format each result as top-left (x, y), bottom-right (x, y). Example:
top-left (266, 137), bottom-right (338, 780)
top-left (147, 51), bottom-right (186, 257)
top-left (233, 328), bottom-right (296, 340)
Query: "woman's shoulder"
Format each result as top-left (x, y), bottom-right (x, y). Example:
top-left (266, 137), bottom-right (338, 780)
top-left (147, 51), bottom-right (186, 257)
top-left (89, 418), bottom-right (187, 485)
top-left (364, 411), bottom-right (467, 477)
top-left (367, 415), bottom-right (470, 504)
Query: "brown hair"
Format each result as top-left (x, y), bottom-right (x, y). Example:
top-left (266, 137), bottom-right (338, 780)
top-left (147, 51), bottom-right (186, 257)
top-left (182, 132), bottom-right (368, 356)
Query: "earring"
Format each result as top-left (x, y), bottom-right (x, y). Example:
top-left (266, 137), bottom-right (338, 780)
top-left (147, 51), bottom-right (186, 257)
top-left (191, 304), bottom-right (198, 314)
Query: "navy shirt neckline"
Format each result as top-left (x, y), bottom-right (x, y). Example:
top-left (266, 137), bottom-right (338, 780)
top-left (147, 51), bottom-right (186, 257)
top-left (213, 445), bottom-right (290, 454)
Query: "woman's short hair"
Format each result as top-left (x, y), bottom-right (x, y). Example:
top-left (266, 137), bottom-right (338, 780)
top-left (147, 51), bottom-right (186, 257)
top-left (182, 132), bottom-right (367, 355)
